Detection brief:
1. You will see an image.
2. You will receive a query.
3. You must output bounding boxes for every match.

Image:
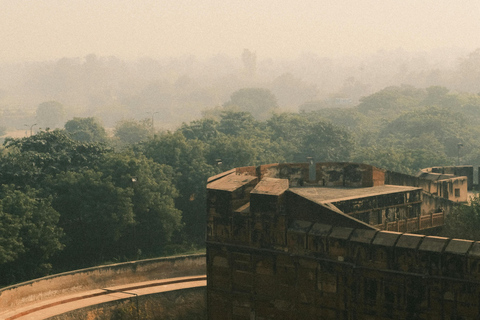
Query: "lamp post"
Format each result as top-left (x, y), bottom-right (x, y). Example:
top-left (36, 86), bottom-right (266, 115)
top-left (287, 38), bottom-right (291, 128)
top-left (24, 123), bottom-right (37, 136)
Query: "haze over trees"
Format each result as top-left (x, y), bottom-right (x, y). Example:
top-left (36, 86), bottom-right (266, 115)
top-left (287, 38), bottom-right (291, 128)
top-left (36, 101), bottom-right (65, 130)
top-left (3, 48), bottom-right (480, 285)
top-left (1, 48), bottom-right (480, 133)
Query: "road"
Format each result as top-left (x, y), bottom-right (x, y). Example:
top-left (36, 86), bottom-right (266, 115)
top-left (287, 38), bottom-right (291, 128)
top-left (1, 275), bottom-right (207, 320)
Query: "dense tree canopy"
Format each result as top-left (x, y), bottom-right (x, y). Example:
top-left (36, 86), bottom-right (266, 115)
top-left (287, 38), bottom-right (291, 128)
top-left (224, 88), bottom-right (278, 120)
top-left (441, 196), bottom-right (480, 241)
top-left (0, 185), bottom-right (63, 283)
top-left (64, 117), bottom-right (108, 143)
top-left (114, 119), bottom-right (152, 146)
top-left (0, 130), bottom-right (111, 189)
top-left (3, 83), bottom-right (480, 286)
top-left (0, 130), bottom-right (183, 282)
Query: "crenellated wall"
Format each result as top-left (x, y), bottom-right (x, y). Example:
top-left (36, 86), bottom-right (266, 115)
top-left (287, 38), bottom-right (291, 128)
top-left (207, 162), bottom-right (477, 319)
top-left (208, 222), bottom-right (480, 319)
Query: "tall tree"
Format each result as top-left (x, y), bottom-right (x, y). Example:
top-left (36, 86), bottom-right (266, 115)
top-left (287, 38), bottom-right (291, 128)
top-left (299, 120), bottom-right (355, 162)
top-left (97, 152), bottom-right (182, 257)
top-left (138, 132), bottom-right (216, 243)
top-left (224, 88), bottom-right (278, 120)
top-left (48, 170), bottom-right (134, 267)
top-left (114, 118), bottom-right (152, 146)
top-left (64, 117), bottom-right (108, 143)
top-left (36, 101), bottom-right (66, 130)
top-left (441, 196), bottom-right (480, 241)
top-left (0, 130), bottom-right (111, 189)
top-left (0, 185), bottom-right (63, 285)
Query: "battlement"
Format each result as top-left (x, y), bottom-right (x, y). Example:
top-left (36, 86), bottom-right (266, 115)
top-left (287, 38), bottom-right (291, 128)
top-left (206, 162), bottom-right (477, 319)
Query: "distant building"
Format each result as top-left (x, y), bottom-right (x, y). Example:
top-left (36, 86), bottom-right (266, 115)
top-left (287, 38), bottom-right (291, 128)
top-left (206, 162), bottom-right (477, 319)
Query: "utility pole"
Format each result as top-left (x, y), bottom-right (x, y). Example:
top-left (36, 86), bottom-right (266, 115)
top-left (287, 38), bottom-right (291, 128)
top-left (457, 143), bottom-right (463, 166)
top-left (147, 112), bottom-right (159, 137)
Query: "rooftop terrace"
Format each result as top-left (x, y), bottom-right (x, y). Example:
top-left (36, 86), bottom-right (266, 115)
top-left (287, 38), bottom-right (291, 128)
top-left (289, 185), bottom-right (421, 204)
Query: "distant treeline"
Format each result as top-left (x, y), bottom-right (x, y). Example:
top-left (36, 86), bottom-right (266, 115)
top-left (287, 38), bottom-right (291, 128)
top-left (1, 48), bottom-right (480, 130)
top-left (1, 83), bottom-right (480, 286)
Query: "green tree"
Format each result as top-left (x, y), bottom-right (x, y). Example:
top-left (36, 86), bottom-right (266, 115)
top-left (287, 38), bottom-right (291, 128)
top-left (138, 132), bottom-right (216, 243)
top-left (267, 112), bottom-right (312, 149)
top-left (179, 118), bottom-right (219, 142)
top-left (300, 120), bottom-right (355, 162)
top-left (0, 185), bottom-right (63, 285)
top-left (97, 152), bottom-right (182, 257)
top-left (207, 134), bottom-right (258, 168)
top-left (224, 88), bottom-right (278, 120)
top-left (267, 112), bottom-right (355, 162)
top-left (441, 196), bottom-right (480, 241)
top-left (0, 130), bottom-right (111, 189)
top-left (48, 170), bottom-right (134, 267)
top-left (36, 101), bottom-right (66, 129)
top-left (356, 85), bottom-right (425, 119)
top-left (0, 129), bottom-right (186, 277)
top-left (217, 110), bottom-right (258, 136)
top-left (64, 117), bottom-right (108, 143)
top-left (114, 118), bottom-right (152, 145)
top-left (353, 145), bottom-right (451, 175)
top-left (379, 107), bottom-right (469, 158)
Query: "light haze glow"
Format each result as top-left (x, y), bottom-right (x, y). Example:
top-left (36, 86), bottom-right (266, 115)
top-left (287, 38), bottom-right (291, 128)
top-left (1, 0), bottom-right (480, 62)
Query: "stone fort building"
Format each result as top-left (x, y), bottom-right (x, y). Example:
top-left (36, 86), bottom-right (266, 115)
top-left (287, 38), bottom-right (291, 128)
top-left (206, 162), bottom-right (478, 319)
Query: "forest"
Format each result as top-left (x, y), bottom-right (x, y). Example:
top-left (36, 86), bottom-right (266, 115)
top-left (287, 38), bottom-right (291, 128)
top-left (1, 47), bottom-right (480, 131)
top-left (1, 82), bottom-right (480, 287)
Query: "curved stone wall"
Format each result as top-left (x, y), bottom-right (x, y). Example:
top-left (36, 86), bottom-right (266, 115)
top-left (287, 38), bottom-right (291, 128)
top-left (0, 254), bottom-right (206, 313)
top-left (47, 287), bottom-right (206, 320)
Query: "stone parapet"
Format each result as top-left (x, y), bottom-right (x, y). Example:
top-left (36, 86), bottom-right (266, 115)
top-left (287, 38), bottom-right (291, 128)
top-left (0, 254), bottom-right (206, 313)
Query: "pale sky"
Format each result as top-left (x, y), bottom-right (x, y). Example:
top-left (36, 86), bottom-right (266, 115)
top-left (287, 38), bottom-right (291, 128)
top-left (1, 0), bottom-right (480, 62)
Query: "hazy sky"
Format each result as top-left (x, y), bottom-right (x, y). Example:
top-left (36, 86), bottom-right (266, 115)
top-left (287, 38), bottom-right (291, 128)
top-left (1, 0), bottom-right (480, 62)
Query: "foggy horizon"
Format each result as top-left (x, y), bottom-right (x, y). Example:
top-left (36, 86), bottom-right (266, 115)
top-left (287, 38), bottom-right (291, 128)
top-left (1, 0), bottom-right (480, 63)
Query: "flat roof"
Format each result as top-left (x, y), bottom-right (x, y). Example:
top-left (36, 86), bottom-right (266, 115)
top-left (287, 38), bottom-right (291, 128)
top-left (251, 177), bottom-right (289, 196)
top-left (207, 174), bottom-right (257, 192)
top-left (289, 185), bottom-right (421, 204)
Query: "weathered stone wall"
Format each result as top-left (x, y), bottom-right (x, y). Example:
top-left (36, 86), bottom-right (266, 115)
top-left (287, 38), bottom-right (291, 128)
top-left (386, 169), bottom-right (469, 203)
top-left (47, 287), bottom-right (206, 320)
top-left (207, 225), bottom-right (480, 319)
top-left (206, 163), bottom-right (474, 319)
top-left (0, 254), bottom-right (206, 312)
top-left (422, 192), bottom-right (460, 216)
top-left (385, 170), bottom-right (421, 188)
top-left (207, 163), bottom-right (475, 319)
top-left (258, 162), bottom-right (385, 187)
top-left (429, 166), bottom-right (474, 190)
top-left (331, 189), bottom-right (422, 224)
